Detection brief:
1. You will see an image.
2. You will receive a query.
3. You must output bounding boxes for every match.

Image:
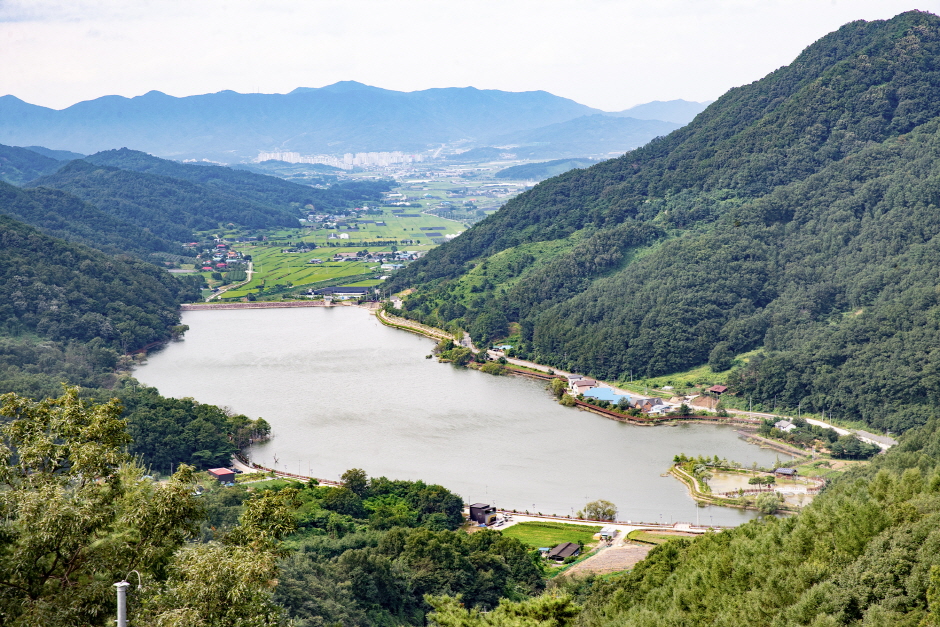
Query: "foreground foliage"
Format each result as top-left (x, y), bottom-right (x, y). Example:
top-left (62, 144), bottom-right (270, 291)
top-left (0, 389), bottom-right (201, 624)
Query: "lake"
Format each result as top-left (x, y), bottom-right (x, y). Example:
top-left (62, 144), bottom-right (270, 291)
top-left (134, 307), bottom-right (789, 526)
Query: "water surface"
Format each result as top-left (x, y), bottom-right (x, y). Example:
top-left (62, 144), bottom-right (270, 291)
top-left (135, 307), bottom-right (789, 526)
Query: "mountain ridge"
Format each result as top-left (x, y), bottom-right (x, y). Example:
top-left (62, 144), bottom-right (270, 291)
top-left (0, 83), bottom-right (706, 162)
top-left (0, 83), bottom-right (603, 160)
top-left (387, 9), bottom-right (940, 433)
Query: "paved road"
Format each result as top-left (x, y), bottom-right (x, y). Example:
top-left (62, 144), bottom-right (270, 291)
top-left (207, 261), bottom-right (254, 302)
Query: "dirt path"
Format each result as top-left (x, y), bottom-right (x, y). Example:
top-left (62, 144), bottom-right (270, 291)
top-left (207, 261), bottom-right (254, 301)
top-left (564, 544), bottom-right (652, 576)
top-left (376, 309), bottom-right (453, 341)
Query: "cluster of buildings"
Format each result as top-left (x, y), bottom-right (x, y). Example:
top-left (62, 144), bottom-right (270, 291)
top-left (327, 250), bottom-right (420, 264)
top-left (307, 286), bottom-right (377, 300)
top-left (566, 374), bottom-right (672, 416)
top-left (256, 150), bottom-right (426, 170)
top-left (305, 208), bottom-right (375, 224)
top-left (193, 241), bottom-right (246, 272)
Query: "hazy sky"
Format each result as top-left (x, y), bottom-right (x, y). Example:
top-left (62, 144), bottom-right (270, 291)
top-left (2, 0), bottom-right (938, 111)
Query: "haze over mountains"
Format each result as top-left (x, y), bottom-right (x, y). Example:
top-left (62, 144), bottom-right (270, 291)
top-left (8, 9), bottom-right (940, 627)
top-left (0, 82), bottom-right (708, 162)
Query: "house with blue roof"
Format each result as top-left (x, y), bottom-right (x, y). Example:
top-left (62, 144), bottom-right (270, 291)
top-left (584, 387), bottom-right (632, 405)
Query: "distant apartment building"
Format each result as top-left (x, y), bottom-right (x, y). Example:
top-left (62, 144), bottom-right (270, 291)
top-left (255, 151), bottom-right (424, 170)
top-left (256, 150), bottom-right (426, 170)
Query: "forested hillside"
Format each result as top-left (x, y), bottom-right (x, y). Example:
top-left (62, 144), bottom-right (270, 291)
top-left (0, 213), bottom-right (199, 399)
top-left (496, 158), bottom-right (598, 181)
top-left (0, 214), bottom-right (195, 352)
top-left (0, 143), bottom-right (63, 185)
top-left (0, 211), bottom-right (272, 470)
top-left (29, 159), bottom-right (301, 239)
top-left (83, 148), bottom-right (391, 214)
top-left (0, 180), bottom-right (178, 256)
top-left (435, 415), bottom-right (940, 627)
top-left (389, 10), bottom-right (940, 433)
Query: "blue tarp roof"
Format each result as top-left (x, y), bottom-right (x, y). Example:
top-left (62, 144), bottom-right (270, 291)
top-left (584, 387), bottom-right (631, 404)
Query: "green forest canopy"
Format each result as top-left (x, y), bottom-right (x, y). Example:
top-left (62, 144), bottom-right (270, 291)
top-left (388, 10), bottom-right (940, 433)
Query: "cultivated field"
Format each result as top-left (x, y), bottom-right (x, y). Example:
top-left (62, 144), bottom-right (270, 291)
top-left (500, 521), bottom-right (602, 549)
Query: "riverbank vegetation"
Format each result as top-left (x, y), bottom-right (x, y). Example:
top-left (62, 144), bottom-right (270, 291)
top-left (387, 11), bottom-right (940, 436)
top-left (0, 212), bottom-right (270, 471)
top-left (756, 417), bottom-right (881, 460)
top-left (0, 389), bottom-right (547, 626)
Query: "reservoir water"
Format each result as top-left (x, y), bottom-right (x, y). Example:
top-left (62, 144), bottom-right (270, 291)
top-left (134, 307), bottom-right (789, 526)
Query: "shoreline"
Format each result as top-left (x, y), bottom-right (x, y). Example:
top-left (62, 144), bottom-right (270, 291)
top-left (173, 303), bottom-right (815, 519)
top-left (234, 453), bottom-right (732, 531)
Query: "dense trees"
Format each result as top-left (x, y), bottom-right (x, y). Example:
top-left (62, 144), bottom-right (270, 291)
top-left (0, 180), bottom-right (179, 257)
top-left (0, 143), bottom-right (68, 185)
top-left (0, 389), bottom-right (204, 625)
top-left (389, 11), bottom-right (940, 432)
top-left (83, 148), bottom-right (392, 215)
top-left (192, 468), bottom-right (540, 626)
top-left (30, 160), bottom-right (300, 239)
top-left (0, 214), bottom-right (198, 352)
top-left (115, 385), bottom-right (270, 471)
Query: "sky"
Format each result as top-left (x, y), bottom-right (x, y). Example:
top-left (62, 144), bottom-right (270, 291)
top-left (2, 0), bottom-right (939, 111)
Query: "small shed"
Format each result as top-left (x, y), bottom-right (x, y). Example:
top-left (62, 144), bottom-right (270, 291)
top-left (707, 385), bottom-right (728, 395)
top-left (599, 525), bottom-right (618, 540)
top-left (208, 468), bottom-right (236, 484)
top-left (774, 468), bottom-right (798, 477)
top-left (547, 542), bottom-right (581, 561)
top-left (469, 503), bottom-right (497, 525)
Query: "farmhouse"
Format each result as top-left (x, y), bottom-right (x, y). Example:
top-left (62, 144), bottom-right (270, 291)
top-left (207, 468), bottom-right (236, 484)
top-left (570, 378), bottom-right (597, 394)
top-left (640, 398), bottom-right (665, 412)
top-left (647, 404), bottom-right (671, 416)
top-left (583, 387), bottom-right (631, 404)
top-left (547, 542), bottom-right (581, 561)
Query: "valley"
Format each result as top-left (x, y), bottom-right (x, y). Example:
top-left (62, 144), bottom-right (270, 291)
top-left (3, 7), bottom-right (940, 626)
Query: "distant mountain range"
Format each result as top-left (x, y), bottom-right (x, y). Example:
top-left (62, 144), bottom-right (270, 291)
top-left (610, 99), bottom-right (712, 124)
top-left (0, 82), bottom-right (709, 162)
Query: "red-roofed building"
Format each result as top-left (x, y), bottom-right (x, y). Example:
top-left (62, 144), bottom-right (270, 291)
top-left (707, 385), bottom-right (728, 395)
top-left (207, 468), bottom-right (236, 483)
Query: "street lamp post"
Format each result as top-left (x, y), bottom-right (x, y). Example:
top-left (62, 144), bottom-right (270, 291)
top-left (114, 581), bottom-right (129, 627)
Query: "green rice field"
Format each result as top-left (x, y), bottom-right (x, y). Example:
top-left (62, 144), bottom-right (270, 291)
top-left (220, 207), bottom-right (461, 299)
top-left (499, 521), bottom-right (601, 549)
